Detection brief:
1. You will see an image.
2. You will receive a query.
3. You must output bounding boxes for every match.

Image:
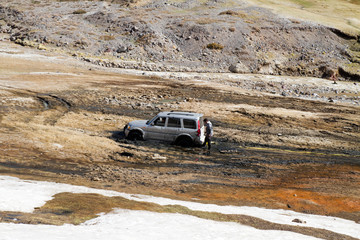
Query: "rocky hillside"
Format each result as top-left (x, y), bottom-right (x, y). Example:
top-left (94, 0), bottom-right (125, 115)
top-left (1, 0), bottom-right (360, 80)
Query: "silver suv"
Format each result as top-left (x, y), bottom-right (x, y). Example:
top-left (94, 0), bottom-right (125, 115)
top-left (124, 112), bottom-right (205, 147)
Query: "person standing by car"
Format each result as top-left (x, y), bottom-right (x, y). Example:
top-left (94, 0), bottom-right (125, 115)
top-left (203, 118), bottom-right (213, 152)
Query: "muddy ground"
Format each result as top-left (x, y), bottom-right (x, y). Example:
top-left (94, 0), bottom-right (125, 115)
top-left (1, 39), bottom-right (359, 226)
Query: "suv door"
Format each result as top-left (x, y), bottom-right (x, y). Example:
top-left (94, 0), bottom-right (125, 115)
top-left (145, 117), bottom-right (166, 140)
top-left (164, 117), bottom-right (182, 141)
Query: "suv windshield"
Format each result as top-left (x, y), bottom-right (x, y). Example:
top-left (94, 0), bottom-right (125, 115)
top-left (154, 117), bottom-right (166, 126)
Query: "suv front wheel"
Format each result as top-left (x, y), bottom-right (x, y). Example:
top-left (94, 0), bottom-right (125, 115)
top-left (127, 130), bottom-right (143, 141)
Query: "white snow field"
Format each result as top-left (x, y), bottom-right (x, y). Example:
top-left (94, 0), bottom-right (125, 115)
top-left (0, 175), bottom-right (359, 240)
top-left (1, 209), bottom-right (322, 240)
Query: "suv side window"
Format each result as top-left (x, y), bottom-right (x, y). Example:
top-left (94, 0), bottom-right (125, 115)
top-left (167, 117), bottom-right (181, 128)
top-left (153, 117), bottom-right (166, 126)
top-left (183, 119), bottom-right (197, 129)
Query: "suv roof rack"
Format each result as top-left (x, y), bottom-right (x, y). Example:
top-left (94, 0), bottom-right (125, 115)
top-left (170, 110), bottom-right (197, 113)
top-left (167, 112), bottom-right (194, 116)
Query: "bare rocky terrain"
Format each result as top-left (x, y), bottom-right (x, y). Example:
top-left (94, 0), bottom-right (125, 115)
top-left (1, 0), bottom-right (360, 79)
top-left (0, 0), bottom-right (360, 238)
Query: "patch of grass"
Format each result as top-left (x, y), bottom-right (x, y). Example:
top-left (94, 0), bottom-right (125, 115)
top-left (289, 0), bottom-right (315, 8)
top-left (136, 33), bottom-right (155, 45)
top-left (196, 18), bottom-right (219, 25)
top-left (350, 0), bottom-right (360, 5)
top-left (33, 193), bottom-right (185, 225)
top-left (38, 193), bottom-right (121, 224)
top-left (206, 42), bottom-right (224, 50)
top-left (99, 35), bottom-right (116, 41)
top-left (72, 9), bottom-right (87, 14)
top-left (11, 193), bottom-right (224, 225)
top-left (249, 0), bottom-right (360, 36)
top-left (219, 10), bottom-right (248, 18)
top-left (3, 192), bottom-right (241, 225)
top-left (57, 0), bottom-right (144, 6)
top-left (349, 41), bottom-right (360, 52)
top-left (38, 192), bottom-right (255, 225)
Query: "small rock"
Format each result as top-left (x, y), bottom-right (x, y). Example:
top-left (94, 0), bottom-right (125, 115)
top-left (292, 218), bottom-right (306, 224)
top-left (152, 153), bottom-right (167, 160)
top-left (52, 143), bottom-right (63, 149)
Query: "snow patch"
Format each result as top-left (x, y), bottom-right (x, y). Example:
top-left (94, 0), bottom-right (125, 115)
top-left (0, 175), bottom-right (359, 239)
top-left (0, 209), bottom-right (322, 240)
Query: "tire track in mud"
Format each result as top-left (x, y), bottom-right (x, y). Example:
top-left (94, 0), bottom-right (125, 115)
top-left (36, 94), bottom-right (72, 110)
top-left (0, 85), bottom-right (72, 125)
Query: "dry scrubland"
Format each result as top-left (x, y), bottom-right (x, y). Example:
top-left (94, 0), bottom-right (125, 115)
top-left (0, 0), bottom-right (360, 238)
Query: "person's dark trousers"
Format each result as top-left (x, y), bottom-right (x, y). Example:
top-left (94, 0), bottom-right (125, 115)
top-left (203, 136), bottom-right (211, 150)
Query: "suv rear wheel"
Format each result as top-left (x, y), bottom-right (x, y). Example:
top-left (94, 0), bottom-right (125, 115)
top-left (176, 136), bottom-right (193, 147)
top-left (127, 130), bottom-right (143, 141)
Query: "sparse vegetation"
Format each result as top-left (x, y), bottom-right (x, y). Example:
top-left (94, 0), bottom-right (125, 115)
top-left (72, 9), bottom-right (87, 14)
top-left (58, 0), bottom-right (143, 6)
top-left (136, 33), bottom-right (155, 44)
top-left (289, 0), bottom-right (315, 8)
top-left (206, 42), bottom-right (224, 50)
top-left (196, 18), bottom-right (219, 25)
top-left (219, 10), bottom-right (247, 18)
top-left (99, 35), bottom-right (116, 41)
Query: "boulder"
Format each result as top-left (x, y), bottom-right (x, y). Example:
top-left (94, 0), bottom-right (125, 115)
top-left (37, 44), bottom-right (47, 50)
top-left (117, 46), bottom-right (128, 53)
top-left (319, 66), bottom-right (338, 80)
top-left (257, 62), bottom-right (275, 75)
top-left (229, 62), bottom-right (249, 73)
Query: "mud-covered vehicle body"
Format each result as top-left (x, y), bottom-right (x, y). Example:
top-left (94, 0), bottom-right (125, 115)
top-left (124, 112), bottom-right (205, 146)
